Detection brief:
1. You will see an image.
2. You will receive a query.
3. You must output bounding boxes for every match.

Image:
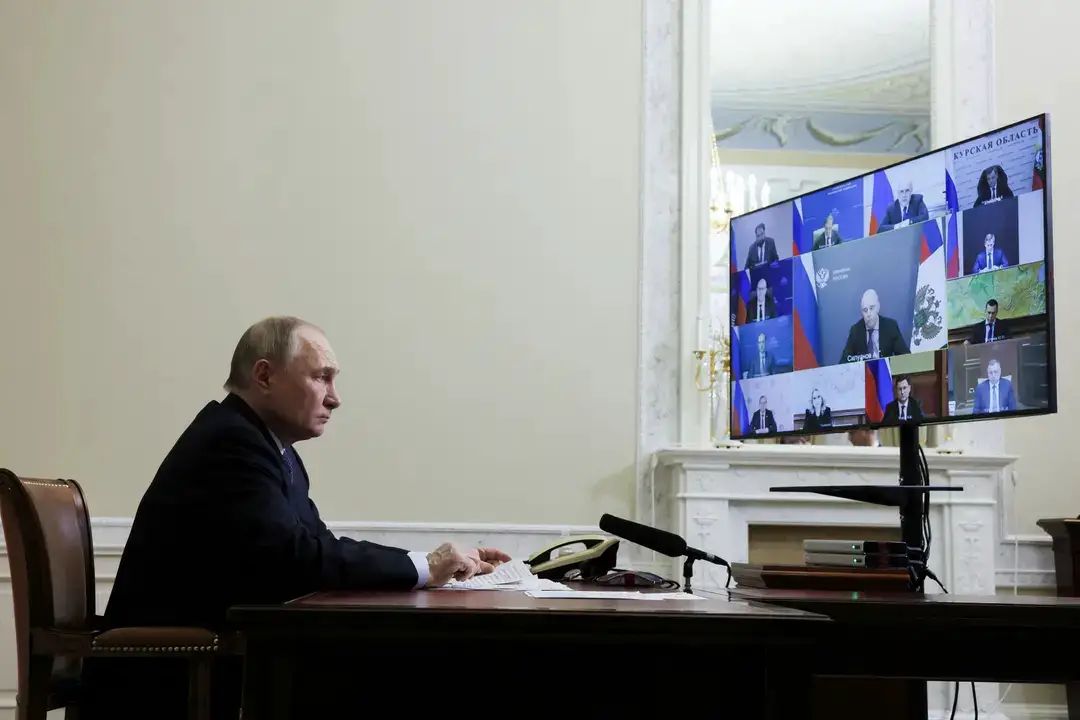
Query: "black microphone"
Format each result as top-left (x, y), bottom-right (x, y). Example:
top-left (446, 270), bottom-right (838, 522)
top-left (598, 514), bottom-right (729, 568)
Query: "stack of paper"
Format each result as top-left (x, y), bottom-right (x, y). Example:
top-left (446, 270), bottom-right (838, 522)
top-left (440, 559), bottom-right (569, 591)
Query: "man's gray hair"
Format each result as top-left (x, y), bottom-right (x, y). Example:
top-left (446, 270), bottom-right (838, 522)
top-left (224, 316), bottom-right (320, 392)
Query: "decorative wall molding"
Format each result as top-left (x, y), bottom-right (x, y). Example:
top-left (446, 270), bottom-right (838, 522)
top-left (713, 110), bottom-right (931, 155)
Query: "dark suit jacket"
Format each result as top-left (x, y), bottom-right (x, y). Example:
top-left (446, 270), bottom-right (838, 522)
top-left (839, 316), bottom-right (909, 363)
top-left (812, 228), bottom-right (842, 250)
top-left (877, 195), bottom-right (929, 233)
top-left (744, 237), bottom-right (779, 269)
top-left (972, 248), bottom-right (1009, 273)
top-left (750, 409), bottom-right (778, 434)
top-left (882, 397), bottom-right (924, 423)
top-left (81, 393), bottom-right (419, 719)
top-left (747, 295), bottom-right (777, 323)
top-left (803, 407), bottom-right (833, 431)
top-left (973, 378), bottom-right (1017, 414)
top-left (746, 350), bottom-right (775, 377)
top-left (969, 319), bottom-right (1009, 344)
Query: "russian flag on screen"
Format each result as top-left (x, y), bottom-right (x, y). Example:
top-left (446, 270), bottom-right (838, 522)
top-left (864, 359), bottom-right (895, 424)
top-left (868, 170), bottom-right (893, 236)
top-left (793, 254), bottom-right (821, 369)
top-left (733, 271), bottom-right (752, 326)
top-left (945, 171), bottom-right (961, 279)
top-left (911, 219), bottom-right (948, 352)
top-left (792, 199), bottom-right (806, 256)
top-left (730, 327), bottom-right (749, 436)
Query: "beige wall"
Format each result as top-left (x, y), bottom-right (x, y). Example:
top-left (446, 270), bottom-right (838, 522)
top-left (996, 0), bottom-right (1077, 535)
top-left (0, 0), bottom-right (644, 525)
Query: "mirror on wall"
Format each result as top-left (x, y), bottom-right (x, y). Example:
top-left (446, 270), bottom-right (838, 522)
top-left (708, 0), bottom-right (931, 446)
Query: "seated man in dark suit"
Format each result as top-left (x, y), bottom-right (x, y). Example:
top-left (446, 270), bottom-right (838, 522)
top-left (971, 233), bottom-right (1009, 273)
top-left (882, 376), bottom-right (924, 423)
top-left (811, 214), bottom-right (842, 250)
top-left (966, 298), bottom-right (1010, 344)
top-left (972, 358), bottom-right (1017, 414)
top-left (839, 289), bottom-right (910, 363)
top-left (744, 222), bottom-right (780, 269)
top-left (743, 332), bottom-right (775, 378)
top-left (82, 316), bottom-right (510, 719)
top-left (748, 278), bottom-right (776, 323)
top-left (750, 395), bottom-right (778, 434)
top-left (876, 179), bottom-right (930, 233)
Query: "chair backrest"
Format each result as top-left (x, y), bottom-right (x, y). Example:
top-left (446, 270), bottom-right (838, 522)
top-left (0, 470), bottom-right (96, 690)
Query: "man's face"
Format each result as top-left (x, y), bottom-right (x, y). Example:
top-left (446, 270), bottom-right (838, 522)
top-left (759, 397), bottom-right (767, 412)
top-left (263, 327), bottom-right (341, 442)
top-left (985, 235), bottom-right (995, 254)
top-left (756, 279), bottom-right (767, 301)
top-left (861, 296), bottom-right (880, 329)
top-left (898, 183), bottom-right (913, 204)
top-left (985, 304), bottom-right (998, 323)
top-left (987, 167), bottom-right (999, 186)
top-left (824, 216), bottom-right (834, 233)
top-left (755, 226), bottom-right (765, 241)
top-left (757, 335), bottom-right (766, 352)
top-left (987, 362), bottom-right (1001, 383)
top-left (897, 380), bottom-right (911, 402)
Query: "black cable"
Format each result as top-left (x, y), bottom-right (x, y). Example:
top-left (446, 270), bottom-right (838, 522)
top-left (725, 565), bottom-right (732, 588)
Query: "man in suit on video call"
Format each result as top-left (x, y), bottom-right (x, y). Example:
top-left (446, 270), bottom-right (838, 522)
top-left (812, 214), bottom-right (842, 250)
top-left (744, 222), bottom-right (780, 269)
top-left (750, 395), bottom-right (778, 434)
top-left (966, 298), bottom-right (1010, 344)
top-left (875, 179), bottom-right (930, 233)
top-left (82, 316), bottom-right (511, 719)
top-left (973, 357), bottom-right (1017, 414)
top-left (882, 376), bottom-right (924, 423)
top-left (839, 289), bottom-right (910, 363)
top-left (749, 277), bottom-right (777, 323)
top-left (972, 233), bottom-right (1010, 273)
top-left (744, 332), bottom-right (775, 378)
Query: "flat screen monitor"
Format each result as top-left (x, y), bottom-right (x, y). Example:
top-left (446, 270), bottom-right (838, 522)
top-left (728, 114), bottom-right (1055, 441)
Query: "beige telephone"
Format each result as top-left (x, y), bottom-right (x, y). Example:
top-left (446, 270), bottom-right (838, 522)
top-left (525, 534), bottom-right (620, 580)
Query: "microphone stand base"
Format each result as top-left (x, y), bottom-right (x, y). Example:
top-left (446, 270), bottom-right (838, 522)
top-left (682, 557), bottom-right (696, 594)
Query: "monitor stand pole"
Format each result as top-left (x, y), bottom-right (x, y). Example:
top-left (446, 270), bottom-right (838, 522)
top-left (898, 423), bottom-right (927, 581)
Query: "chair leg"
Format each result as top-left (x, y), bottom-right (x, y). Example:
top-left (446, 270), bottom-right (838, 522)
top-left (187, 658), bottom-right (212, 720)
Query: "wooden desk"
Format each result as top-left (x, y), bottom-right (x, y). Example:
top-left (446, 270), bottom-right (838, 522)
top-left (730, 588), bottom-right (1080, 717)
top-left (229, 589), bottom-right (829, 719)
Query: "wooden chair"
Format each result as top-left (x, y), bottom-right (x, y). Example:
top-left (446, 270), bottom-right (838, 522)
top-left (0, 469), bottom-right (227, 719)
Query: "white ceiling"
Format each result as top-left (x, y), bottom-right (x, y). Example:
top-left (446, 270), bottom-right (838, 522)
top-left (710, 0), bottom-right (930, 113)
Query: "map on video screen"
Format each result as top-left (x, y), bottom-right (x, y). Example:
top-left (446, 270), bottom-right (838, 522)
top-left (947, 262), bottom-right (1046, 328)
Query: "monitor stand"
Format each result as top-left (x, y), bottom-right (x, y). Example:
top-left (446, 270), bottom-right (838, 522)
top-left (768, 424), bottom-right (963, 591)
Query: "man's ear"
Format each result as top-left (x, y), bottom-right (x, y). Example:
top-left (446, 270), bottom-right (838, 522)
top-left (250, 359), bottom-right (274, 391)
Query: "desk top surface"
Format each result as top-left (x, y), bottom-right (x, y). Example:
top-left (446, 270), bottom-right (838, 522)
top-left (228, 587), bottom-right (827, 629)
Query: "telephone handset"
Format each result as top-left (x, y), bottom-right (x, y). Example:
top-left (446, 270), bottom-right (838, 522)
top-left (525, 534), bottom-right (620, 580)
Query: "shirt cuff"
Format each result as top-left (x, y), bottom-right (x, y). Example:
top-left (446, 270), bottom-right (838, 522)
top-left (407, 551), bottom-right (431, 590)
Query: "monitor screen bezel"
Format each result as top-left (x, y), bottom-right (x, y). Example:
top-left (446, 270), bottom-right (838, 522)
top-left (726, 112), bottom-right (1055, 441)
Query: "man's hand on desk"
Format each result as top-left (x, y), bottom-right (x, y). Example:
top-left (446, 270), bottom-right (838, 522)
top-left (425, 543), bottom-right (511, 587)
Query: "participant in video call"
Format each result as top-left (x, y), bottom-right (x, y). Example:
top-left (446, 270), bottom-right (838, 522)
top-left (876, 179), bottom-right (929, 233)
top-left (744, 222), bottom-right (780, 270)
top-left (744, 332), bottom-right (775, 378)
top-left (965, 299), bottom-right (1010, 345)
top-left (974, 165), bottom-right (1014, 207)
top-left (973, 358), bottom-right (1016, 414)
top-left (812, 214), bottom-right (842, 250)
top-left (882, 376), bottom-right (924, 423)
top-left (802, 388), bottom-right (833, 431)
top-left (750, 394), bottom-right (778, 434)
top-left (839, 289), bottom-right (910, 363)
top-left (749, 277), bottom-right (776, 323)
top-left (972, 233), bottom-right (1009, 273)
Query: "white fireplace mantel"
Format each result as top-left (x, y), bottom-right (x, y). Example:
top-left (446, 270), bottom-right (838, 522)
top-left (651, 444), bottom-right (1016, 596)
